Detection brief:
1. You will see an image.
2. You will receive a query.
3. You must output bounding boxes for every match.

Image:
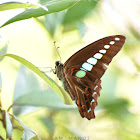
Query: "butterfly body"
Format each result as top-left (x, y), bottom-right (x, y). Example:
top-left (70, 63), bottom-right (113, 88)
top-left (55, 35), bottom-right (126, 120)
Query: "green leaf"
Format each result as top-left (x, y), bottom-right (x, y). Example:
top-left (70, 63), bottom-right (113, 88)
top-left (63, 0), bottom-right (98, 24)
top-left (14, 89), bottom-right (72, 108)
top-left (77, 22), bottom-right (87, 37)
top-left (129, 25), bottom-right (140, 40)
top-left (13, 67), bottom-right (73, 117)
top-left (0, 1), bottom-right (39, 11)
top-left (37, 10), bottom-right (66, 37)
top-left (12, 115), bottom-right (41, 140)
top-left (0, 110), bottom-right (6, 139)
top-left (40, 117), bottom-right (55, 134)
top-left (0, 108), bottom-right (13, 139)
top-left (0, 107), bottom-right (41, 139)
top-left (5, 111), bottom-right (13, 139)
top-left (1, 0), bottom-right (79, 28)
top-left (0, 54), bottom-right (73, 105)
top-left (20, 120), bottom-right (41, 140)
top-left (13, 115), bottom-right (41, 140)
top-left (103, 98), bottom-right (131, 120)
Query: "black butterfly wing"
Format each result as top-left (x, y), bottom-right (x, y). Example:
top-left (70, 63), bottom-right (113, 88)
top-left (63, 35), bottom-right (126, 120)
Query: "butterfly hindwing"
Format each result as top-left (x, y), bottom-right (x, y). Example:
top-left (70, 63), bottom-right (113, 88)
top-left (55, 35), bottom-right (126, 120)
top-left (65, 70), bottom-right (102, 119)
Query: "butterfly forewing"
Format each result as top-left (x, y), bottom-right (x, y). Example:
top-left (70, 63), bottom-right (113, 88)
top-left (63, 35), bottom-right (125, 72)
top-left (55, 35), bottom-right (126, 120)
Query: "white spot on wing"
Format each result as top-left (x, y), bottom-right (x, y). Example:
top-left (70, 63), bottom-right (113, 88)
top-left (87, 57), bottom-right (97, 65)
top-left (94, 85), bottom-right (98, 90)
top-left (88, 108), bottom-right (91, 113)
top-left (104, 45), bottom-right (110, 49)
top-left (75, 70), bottom-right (86, 78)
top-left (93, 53), bottom-right (103, 59)
top-left (82, 62), bottom-right (93, 71)
top-left (93, 92), bottom-right (97, 96)
top-left (110, 41), bottom-right (115, 45)
top-left (99, 49), bottom-right (106, 54)
top-left (115, 37), bottom-right (120, 41)
top-left (90, 99), bottom-right (95, 105)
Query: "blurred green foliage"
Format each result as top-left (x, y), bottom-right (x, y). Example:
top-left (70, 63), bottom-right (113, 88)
top-left (0, 0), bottom-right (140, 140)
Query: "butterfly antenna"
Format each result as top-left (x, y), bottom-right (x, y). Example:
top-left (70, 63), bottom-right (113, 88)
top-left (54, 41), bottom-right (61, 62)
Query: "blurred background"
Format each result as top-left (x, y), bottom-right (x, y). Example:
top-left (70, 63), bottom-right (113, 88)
top-left (0, 0), bottom-right (140, 139)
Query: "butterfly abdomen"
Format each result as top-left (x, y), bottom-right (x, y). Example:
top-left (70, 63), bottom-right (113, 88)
top-left (55, 61), bottom-right (76, 100)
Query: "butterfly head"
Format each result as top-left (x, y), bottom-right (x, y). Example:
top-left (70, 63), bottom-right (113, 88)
top-left (54, 61), bottom-right (64, 80)
top-left (55, 61), bottom-right (61, 66)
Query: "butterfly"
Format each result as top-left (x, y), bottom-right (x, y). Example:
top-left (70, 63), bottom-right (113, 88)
top-left (54, 35), bottom-right (126, 120)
